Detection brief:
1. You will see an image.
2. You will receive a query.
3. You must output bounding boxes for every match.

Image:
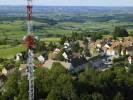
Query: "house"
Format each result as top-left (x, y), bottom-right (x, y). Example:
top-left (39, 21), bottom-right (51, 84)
top-left (89, 43), bottom-right (99, 56)
top-left (96, 40), bottom-right (105, 48)
top-left (53, 48), bottom-right (61, 54)
top-left (103, 40), bottom-right (121, 57)
top-left (89, 40), bottom-right (105, 56)
top-left (86, 37), bottom-right (92, 43)
top-left (128, 56), bottom-right (133, 64)
top-left (78, 40), bottom-right (85, 48)
top-left (106, 46), bottom-right (120, 57)
top-left (126, 46), bottom-right (133, 56)
top-left (43, 52), bottom-right (88, 72)
top-left (15, 53), bottom-right (22, 61)
top-left (43, 59), bottom-right (73, 70)
top-left (19, 64), bottom-right (27, 71)
top-left (68, 52), bottom-right (88, 72)
top-left (19, 64), bottom-right (27, 76)
top-left (49, 48), bottom-right (61, 60)
top-left (71, 56), bottom-right (87, 68)
top-left (104, 44), bottom-right (111, 49)
top-left (64, 42), bottom-right (70, 49)
top-left (62, 52), bottom-right (68, 60)
top-left (37, 55), bottom-right (45, 64)
top-left (2, 64), bottom-right (16, 76)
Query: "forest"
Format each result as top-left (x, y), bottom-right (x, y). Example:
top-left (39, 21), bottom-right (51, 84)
top-left (0, 61), bottom-right (133, 100)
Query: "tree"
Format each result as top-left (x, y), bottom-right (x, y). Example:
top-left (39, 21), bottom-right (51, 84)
top-left (18, 77), bottom-right (28, 100)
top-left (113, 92), bottom-right (124, 100)
top-left (72, 32), bottom-right (78, 41)
top-left (60, 35), bottom-right (67, 45)
top-left (91, 32), bottom-right (102, 41)
top-left (72, 42), bottom-right (80, 52)
top-left (77, 66), bottom-right (98, 96)
top-left (46, 89), bottom-right (62, 100)
top-left (48, 42), bottom-right (56, 51)
top-left (91, 93), bottom-right (104, 100)
top-left (80, 93), bottom-right (92, 100)
top-left (50, 62), bottom-right (67, 77)
top-left (35, 67), bottom-right (49, 99)
top-left (55, 74), bottom-right (77, 100)
top-left (46, 73), bottom-right (77, 100)
top-left (2, 71), bottom-right (20, 100)
top-left (113, 27), bottom-right (129, 37)
top-left (36, 41), bottom-right (46, 52)
top-left (129, 31), bottom-right (133, 37)
top-left (35, 62), bottom-right (78, 100)
top-left (129, 64), bottom-right (133, 73)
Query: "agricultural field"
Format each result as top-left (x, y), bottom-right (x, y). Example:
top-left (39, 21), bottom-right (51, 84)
top-left (41, 38), bottom-right (61, 43)
top-left (0, 45), bottom-right (26, 58)
top-left (0, 6), bottom-right (133, 58)
top-left (0, 6), bottom-right (133, 40)
top-left (0, 19), bottom-right (133, 41)
top-left (0, 20), bottom-right (25, 40)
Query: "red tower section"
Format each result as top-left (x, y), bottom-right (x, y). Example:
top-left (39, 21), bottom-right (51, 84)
top-left (25, 35), bottom-right (35, 49)
top-left (24, 0), bottom-right (35, 49)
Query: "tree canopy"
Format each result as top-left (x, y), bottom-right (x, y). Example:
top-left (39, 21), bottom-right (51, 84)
top-left (1, 62), bottom-right (133, 100)
top-left (113, 27), bottom-right (129, 37)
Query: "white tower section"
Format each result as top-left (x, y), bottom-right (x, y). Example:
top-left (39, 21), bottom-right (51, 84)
top-left (27, 0), bottom-right (33, 35)
top-left (26, 0), bottom-right (34, 100)
top-left (27, 50), bottom-right (34, 100)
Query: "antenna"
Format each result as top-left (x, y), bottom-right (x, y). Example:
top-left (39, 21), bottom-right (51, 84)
top-left (25, 0), bottom-right (35, 100)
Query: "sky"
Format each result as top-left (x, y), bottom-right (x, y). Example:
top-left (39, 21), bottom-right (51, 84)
top-left (0, 0), bottom-right (133, 6)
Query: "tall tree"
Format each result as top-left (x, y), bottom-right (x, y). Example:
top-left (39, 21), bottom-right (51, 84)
top-left (113, 27), bottom-right (129, 37)
top-left (113, 92), bottom-right (124, 100)
top-left (2, 71), bottom-right (20, 100)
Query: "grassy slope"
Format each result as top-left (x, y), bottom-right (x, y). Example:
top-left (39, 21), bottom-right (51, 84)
top-left (0, 37), bottom-right (60, 58)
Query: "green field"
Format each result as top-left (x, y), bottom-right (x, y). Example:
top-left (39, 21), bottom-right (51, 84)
top-left (0, 21), bottom-right (25, 40)
top-left (0, 6), bottom-right (133, 41)
top-left (0, 45), bottom-right (26, 58)
top-left (0, 37), bottom-right (61, 58)
top-left (41, 38), bottom-right (61, 43)
top-left (0, 20), bottom-right (133, 41)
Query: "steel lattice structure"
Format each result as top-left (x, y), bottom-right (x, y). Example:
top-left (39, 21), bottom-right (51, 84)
top-left (26, 0), bottom-right (34, 100)
top-left (27, 49), bottom-right (34, 100)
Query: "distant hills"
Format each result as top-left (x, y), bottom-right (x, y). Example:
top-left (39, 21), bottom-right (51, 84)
top-left (0, 6), bottom-right (133, 40)
top-left (0, 6), bottom-right (133, 14)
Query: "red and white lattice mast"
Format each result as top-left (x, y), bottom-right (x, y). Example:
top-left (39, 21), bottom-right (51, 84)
top-left (24, 0), bottom-right (35, 100)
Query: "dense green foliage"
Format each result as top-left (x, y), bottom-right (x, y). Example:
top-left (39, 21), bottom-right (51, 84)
top-left (113, 27), bottom-right (129, 37)
top-left (1, 62), bottom-right (133, 100)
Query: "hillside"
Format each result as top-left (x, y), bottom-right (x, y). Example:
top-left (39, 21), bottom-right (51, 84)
top-left (0, 6), bottom-right (133, 41)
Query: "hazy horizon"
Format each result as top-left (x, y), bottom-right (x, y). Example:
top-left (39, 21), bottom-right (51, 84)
top-left (0, 0), bottom-right (133, 7)
top-left (0, 5), bottom-right (133, 7)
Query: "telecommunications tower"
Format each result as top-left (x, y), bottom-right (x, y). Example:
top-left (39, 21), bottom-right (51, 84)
top-left (24, 0), bottom-right (35, 100)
